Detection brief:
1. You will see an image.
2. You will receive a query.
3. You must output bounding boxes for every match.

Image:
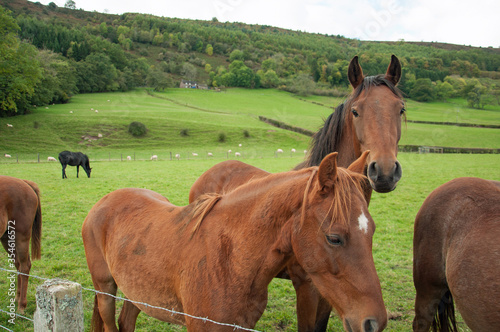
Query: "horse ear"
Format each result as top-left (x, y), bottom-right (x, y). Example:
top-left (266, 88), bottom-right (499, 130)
top-left (348, 150), bottom-right (370, 174)
top-left (385, 55), bottom-right (401, 85)
top-left (318, 152), bottom-right (338, 190)
top-left (348, 56), bottom-right (364, 89)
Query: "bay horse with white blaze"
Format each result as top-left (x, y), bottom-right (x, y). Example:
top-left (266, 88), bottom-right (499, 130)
top-left (58, 150), bottom-right (92, 179)
top-left (0, 175), bottom-right (42, 313)
top-left (189, 55), bottom-right (404, 331)
top-left (413, 177), bottom-right (500, 332)
top-left (83, 152), bottom-right (386, 332)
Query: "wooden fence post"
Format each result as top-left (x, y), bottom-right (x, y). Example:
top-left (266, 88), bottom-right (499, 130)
top-left (34, 278), bottom-right (84, 332)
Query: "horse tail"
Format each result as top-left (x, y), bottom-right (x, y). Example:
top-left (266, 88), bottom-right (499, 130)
top-left (91, 294), bottom-right (104, 332)
top-left (23, 180), bottom-right (42, 260)
top-left (431, 290), bottom-right (458, 332)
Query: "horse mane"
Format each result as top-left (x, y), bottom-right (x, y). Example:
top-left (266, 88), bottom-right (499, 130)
top-left (300, 167), bottom-right (367, 230)
top-left (304, 75), bottom-right (404, 167)
top-left (190, 193), bottom-right (223, 237)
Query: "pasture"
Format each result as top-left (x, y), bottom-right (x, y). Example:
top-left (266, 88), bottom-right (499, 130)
top-left (0, 153), bottom-right (499, 331)
top-left (0, 87), bottom-right (499, 331)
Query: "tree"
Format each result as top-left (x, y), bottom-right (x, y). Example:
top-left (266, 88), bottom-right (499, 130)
top-left (0, 7), bottom-right (41, 116)
top-left (291, 74), bottom-right (315, 97)
top-left (435, 81), bottom-right (454, 101)
top-left (181, 62), bottom-right (197, 81)
top-left (64, 0), bottom-right (76, 9)
top-left (410, 78), bottom-right (436, 102)
top-left (229, 49), bottom-right (244, 62)
top-left (205, 44), bottom-right (213, 56)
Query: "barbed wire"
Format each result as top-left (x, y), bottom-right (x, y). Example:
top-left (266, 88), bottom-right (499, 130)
top-left (0, 309), bottom-right (33, 323)
top-left (0, 267), bottom-right (261, 332)
top-left (0, 324), bottom-right (13, 332)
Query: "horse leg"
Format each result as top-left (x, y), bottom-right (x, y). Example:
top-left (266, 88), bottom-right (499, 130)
top-left (62, 164), bottom-right (67, 179)
top-left (76, 165), bottom-right (80, 178)
top-left (118, 300), bottom-right (141, 331)
top-left (287, 261), bottom-right (320, 332)
top-left (314, 297), bottom-right (332, 332)
top-left (1, 232), bottom-right (32, 313)
top-left (412, 285), bottom-right (446, 332)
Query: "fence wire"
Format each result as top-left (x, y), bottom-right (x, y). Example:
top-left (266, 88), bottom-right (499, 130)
top-left (0, 267), bottom-right (261, 332)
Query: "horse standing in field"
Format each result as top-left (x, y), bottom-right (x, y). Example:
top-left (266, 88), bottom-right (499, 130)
top-left (58, 151), bottom-right (92, 179)
top-left (0, 176), bottom-right (42, 313)
top-left (413, 177), bottom-right (500, 332)
top-left (189, 55), bottom-right (405, 331)
top-left (83, 152), bottom-right (387, 332)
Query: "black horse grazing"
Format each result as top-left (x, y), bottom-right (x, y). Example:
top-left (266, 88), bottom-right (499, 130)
top-left (58, 151), bottom-right (92, 179)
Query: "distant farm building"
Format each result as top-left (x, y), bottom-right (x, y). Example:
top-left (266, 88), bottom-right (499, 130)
top-left (179, 80), bottom-right (208, 90)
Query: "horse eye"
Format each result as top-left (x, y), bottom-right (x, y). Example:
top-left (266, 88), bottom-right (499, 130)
top-left (400, 107), bottom-right (406, 115)
top-left (351, 109), bottom-right (359, 118)
top-left (326, 234), bottom-right (344, 246)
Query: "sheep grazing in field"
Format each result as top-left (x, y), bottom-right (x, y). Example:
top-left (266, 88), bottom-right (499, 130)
top-left (6, 124), bottom-right (13, 127)
top-left (69, 111), bottom-right (73, 114)
top-left (47, 156), bottom-right (57, 162)
top-left (239, 144), bottom-right (242, 147)
top-left (126, 156), bottom-right (132, 161)
top-left (150, 155), bottom-right (158, 161)
top-left (304, 150), bottom-right (307, 154)
top-left (4, 154), bottom-right (11, 158)
top-left (228, 149), bottom-right (232, 153)
top-left (95, 110), bottom-right (99, 113)
top-left (277, 149), bottom-right (283, 153)
top-left (45, 107), bottom-right (49, 109)
top-left (291, 148), bottom-right (296, 153)
top-left (175, 154), bottom-right (180, 160)
top-left (207, 152), bottom-right (213, 157)
top-left (235, 152), bottom-right (241, 158)
top-left (192, 153), bottom-right (198, 157)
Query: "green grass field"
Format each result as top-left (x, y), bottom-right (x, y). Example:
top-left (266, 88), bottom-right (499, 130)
top-left (0, 88), bottom-right (499, 331)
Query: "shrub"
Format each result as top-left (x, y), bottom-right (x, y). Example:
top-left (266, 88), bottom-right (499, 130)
top-left (180, 129), bottom-right (189, 137)
top-left (243, 130), bottom-right (250, 138)
top-left (218, 132), bottom-right (226, 142)
top-left (128, 121), bottom-right (147, 137)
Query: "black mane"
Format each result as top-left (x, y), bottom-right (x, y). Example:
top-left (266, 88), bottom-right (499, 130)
top-left (302, 75), bottom-right (403, 168)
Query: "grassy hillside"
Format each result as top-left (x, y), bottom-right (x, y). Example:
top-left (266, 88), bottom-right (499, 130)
top-left (0, 88), bottom-right (499, 164)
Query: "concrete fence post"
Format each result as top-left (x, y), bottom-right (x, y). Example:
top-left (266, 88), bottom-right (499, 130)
top-left (34, 278), bottom-right (84, 332)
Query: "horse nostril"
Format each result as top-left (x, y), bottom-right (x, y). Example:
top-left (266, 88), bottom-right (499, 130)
top-left (363, 318), bottom-right (379, 332)
top-left (393, 161), bottom-right (402, 182)
top-left (368, 161), bottom-right (378, 182)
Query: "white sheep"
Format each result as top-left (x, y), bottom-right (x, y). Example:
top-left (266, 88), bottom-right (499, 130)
top-left (47, 156), bottom-right (57, 161)
top-left (6, 124), bottom-right (13, 127)
top-left (291, 148), bottom-right (296, 153)
top-left (98, 133), bottom-right (103, 138)
top-left (4, 154), bottom-right (11, 158)
top-left (175, 154), bottom-right (180, 160)
top-left (151, 155), bottom-right (158, 161)
top-left (235, 152), bottom-right (241, 158)
top-left (192, 153), bottom-right (198, 157)
top-left (207, 152), bottom-right (213, 157)
top-left (277, 149), bottom-right (283, 153)
top-left (127, 156), bottom-right (132, 161)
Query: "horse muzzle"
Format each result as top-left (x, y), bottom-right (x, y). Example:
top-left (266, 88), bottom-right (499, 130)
top-left (344, 317), bottom-right (385, 332)
top-left (367, 160), bottom-right (402, 193)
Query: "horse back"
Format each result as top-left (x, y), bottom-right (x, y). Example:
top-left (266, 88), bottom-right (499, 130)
top-left (189, 160), bottom-right (269, 203)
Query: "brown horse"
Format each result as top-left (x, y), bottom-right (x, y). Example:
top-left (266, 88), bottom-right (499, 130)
top-left (189, 55), bottom-right (404, 331)
top-left (189, 55), bottom-right (404, 203)
top-left (413, 177), bottom-right (500, 332)
top-left (0, 175), bottom-right (42, 313)
top-left (83, 152), bottom-right (387, 332)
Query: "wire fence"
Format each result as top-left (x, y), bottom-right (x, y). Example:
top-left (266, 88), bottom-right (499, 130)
top-left (0, 267), bottom-right (261, 332)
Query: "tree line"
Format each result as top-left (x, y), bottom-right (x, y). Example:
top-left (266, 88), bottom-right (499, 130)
top-left (1, 0), bottom-right (499, 116)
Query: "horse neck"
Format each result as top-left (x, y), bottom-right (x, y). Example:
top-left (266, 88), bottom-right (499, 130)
top-left (305, 102), bottom-right (359, 169)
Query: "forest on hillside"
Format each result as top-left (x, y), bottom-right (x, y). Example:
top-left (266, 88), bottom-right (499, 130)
top-left (1, 0), bottom-right (499, 116)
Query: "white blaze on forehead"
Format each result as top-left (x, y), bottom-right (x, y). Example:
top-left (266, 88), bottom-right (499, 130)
top-left (358, 212), bottom-right (369, 234)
